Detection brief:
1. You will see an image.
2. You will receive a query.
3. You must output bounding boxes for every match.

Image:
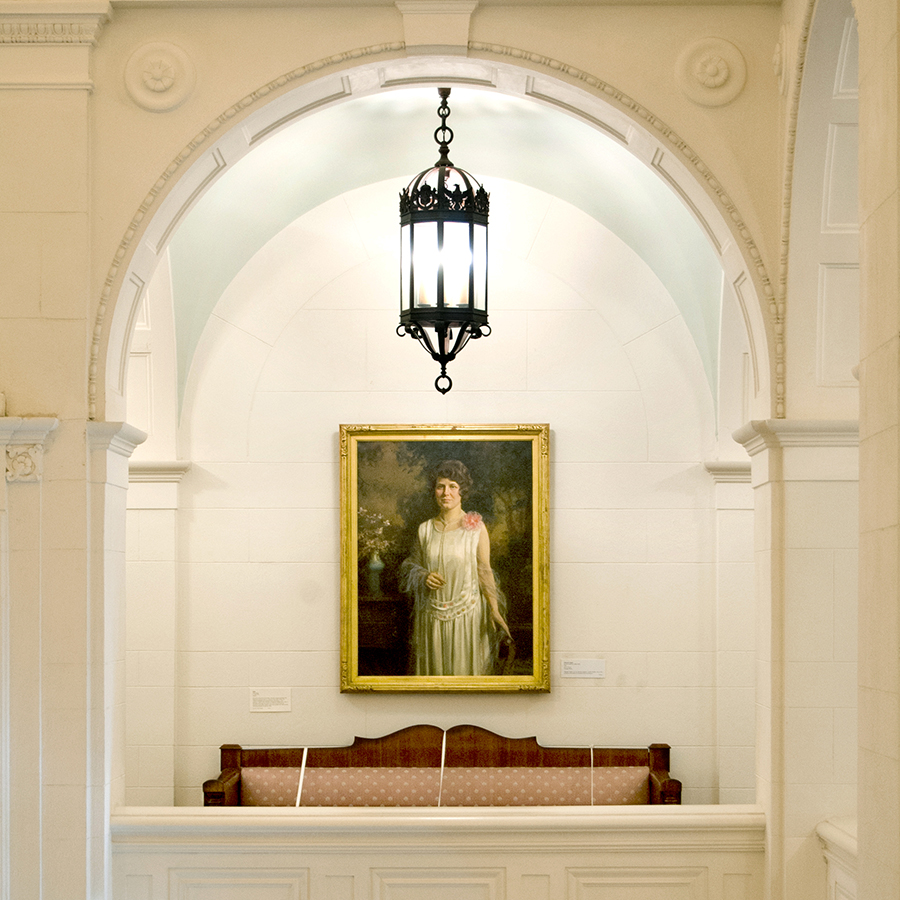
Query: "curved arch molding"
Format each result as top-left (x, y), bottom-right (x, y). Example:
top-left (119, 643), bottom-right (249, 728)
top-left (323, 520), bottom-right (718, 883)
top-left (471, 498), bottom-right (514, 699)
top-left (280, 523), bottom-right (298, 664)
top-left (95, 44), bottom-right (777, 419)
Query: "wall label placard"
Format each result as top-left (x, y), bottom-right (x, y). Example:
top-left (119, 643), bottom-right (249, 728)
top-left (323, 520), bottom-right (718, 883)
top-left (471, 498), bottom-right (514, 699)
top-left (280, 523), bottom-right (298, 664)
top-left (561, 659), bottom-right (606, 679)
top-left (250, 689), bottom-right (292, 712)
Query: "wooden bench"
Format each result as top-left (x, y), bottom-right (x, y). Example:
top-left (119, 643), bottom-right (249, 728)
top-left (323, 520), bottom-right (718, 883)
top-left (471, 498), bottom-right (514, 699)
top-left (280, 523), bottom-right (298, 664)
top-left (202, 724), bottom-right (682, 807)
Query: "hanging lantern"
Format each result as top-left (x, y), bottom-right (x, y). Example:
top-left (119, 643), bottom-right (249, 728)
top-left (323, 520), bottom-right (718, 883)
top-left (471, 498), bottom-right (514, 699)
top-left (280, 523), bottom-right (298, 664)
top-left (398, 87), bottom-right (490, 394)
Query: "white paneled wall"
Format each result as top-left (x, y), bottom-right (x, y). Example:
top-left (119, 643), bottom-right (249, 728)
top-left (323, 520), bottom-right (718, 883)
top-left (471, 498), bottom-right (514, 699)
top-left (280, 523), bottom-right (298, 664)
top-left (125, 179), bottom-right (757, 806)
top-left (112, 806), bottom-right (766, 900)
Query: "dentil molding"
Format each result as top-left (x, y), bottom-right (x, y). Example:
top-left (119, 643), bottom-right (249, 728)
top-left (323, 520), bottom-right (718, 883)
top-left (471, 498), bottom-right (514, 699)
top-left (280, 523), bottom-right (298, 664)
top-left (0, 1), bottom-right (110, 45)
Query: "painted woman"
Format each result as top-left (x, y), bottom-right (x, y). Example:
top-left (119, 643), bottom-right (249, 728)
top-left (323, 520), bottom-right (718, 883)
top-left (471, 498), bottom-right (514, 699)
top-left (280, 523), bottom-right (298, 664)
top-left (400, 459), bottom-right (512, 676)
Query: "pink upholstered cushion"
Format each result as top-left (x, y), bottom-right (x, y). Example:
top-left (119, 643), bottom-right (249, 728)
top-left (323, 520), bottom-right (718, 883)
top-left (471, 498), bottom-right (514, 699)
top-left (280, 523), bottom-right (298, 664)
top-left (241, 767), bottom-right (302, 806)
top-left (592, 766), bottom-right (650, 804)
top-left (240, 763), bottom-right (652, 807)
top-left (299, 767), bottom-right (442, 807)
top-left (439, 767), bottom-right (592, 806)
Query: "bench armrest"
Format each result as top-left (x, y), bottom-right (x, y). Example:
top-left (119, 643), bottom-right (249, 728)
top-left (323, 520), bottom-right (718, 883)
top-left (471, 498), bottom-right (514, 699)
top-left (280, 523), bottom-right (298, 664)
top-left (203, 768), bottom-right (240, 806)
top-left (649, 771), bottom-right (682, 804)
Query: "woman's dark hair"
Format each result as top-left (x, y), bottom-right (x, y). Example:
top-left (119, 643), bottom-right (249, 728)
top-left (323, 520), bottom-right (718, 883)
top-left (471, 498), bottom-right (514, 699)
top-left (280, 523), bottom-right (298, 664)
top-left (431, 459), bottom-right (473, 498)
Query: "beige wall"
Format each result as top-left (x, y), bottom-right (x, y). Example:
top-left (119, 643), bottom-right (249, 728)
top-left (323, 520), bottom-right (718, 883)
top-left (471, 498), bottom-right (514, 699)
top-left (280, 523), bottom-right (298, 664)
top-left (0, 1), bottom-right (879, 898)
top-left (856, 0), bottom-right (900, 895)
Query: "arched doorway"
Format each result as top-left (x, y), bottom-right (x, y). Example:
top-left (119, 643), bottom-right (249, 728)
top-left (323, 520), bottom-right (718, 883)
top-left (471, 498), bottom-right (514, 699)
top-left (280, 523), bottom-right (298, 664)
top-left (101, 55), bottom-right (771, 808)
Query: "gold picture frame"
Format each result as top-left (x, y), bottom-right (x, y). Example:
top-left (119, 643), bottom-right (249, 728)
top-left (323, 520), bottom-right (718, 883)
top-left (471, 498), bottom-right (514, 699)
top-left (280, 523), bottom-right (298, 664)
top-left (340, 424), bottom-right (550, 692)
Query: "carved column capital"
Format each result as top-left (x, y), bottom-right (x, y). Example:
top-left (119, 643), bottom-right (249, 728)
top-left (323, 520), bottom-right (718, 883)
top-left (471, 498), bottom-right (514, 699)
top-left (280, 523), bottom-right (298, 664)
top-left (6, 445), bottom-right (42, 482)
top-left (0, 417), bottom-right (59, 483)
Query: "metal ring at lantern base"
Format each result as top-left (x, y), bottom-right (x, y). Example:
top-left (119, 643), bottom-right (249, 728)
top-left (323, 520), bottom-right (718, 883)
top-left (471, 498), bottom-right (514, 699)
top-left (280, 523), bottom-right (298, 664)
top-left (435, 374), bottom-right (452, 394)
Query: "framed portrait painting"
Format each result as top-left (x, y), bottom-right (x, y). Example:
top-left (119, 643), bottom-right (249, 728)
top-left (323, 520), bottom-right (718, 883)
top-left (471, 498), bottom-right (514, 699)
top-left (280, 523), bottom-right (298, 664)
top-left (340, 424), bottom-right (550, 692)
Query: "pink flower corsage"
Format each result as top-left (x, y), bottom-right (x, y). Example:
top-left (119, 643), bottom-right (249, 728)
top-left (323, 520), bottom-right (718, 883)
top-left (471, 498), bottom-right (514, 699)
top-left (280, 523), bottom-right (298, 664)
top-left (462, 511), bottom-right (483, 531)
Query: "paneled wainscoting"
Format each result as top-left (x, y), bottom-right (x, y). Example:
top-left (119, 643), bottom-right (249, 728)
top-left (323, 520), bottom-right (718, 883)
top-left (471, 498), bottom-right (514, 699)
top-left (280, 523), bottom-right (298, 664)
top-left (112, 805), bottom-right (765, 899)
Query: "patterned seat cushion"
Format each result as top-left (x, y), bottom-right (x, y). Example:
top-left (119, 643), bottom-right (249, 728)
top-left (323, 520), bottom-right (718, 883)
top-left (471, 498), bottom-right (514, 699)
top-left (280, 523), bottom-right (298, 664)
top-left (239, 763), bottom-right (652, 807)
top-left (240, 767), bottom-right (302, 806)
top-left (299, 767), bottom-right (442, 807)
top-left (439, 767), bottom-right (592, 806)
top-left (592, 766), bottom-right (650, 804)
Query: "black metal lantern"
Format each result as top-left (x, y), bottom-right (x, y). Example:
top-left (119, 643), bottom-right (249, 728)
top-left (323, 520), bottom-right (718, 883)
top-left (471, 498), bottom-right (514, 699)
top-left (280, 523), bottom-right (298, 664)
top-left (398, 87), bottom-right (490, 394)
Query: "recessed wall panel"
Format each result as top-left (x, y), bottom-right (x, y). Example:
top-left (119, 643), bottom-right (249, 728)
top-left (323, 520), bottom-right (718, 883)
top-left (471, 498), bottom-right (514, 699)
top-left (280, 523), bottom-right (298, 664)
top-left (372, 868), bottom-right (504, 900)
top-left (822, 123), bottom-right (859, 232)
top-left (817, 263), bottom-right (860, 386)
top-left (834, 17), bottom-right (859, 98)
top-left (125, 352), bottom-right (152, 437)
top-left (125, 874), bottom-right (152, 900)
top-left (567, 867), bottom-right (706, 900)
top-left (170, 869), bottom-right (308, 900)
top-left (324, 875), bottom-right (354, 900)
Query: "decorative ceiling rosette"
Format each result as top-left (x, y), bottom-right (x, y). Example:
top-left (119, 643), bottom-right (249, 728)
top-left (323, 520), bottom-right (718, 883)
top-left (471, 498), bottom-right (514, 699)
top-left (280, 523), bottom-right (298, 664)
top-left (125, 42), bottom-right (196, 112)
top-left (677, 37), bottom-right (747, 107)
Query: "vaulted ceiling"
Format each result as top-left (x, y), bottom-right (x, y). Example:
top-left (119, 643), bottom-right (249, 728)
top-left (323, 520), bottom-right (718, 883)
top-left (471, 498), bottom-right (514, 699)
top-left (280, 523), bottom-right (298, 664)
top-left (167, 86), bottom-right (725, 402)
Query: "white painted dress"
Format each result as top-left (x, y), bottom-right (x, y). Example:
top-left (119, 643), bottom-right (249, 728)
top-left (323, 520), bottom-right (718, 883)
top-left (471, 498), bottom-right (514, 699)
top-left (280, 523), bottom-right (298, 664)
top-left (401, 515), bottom-right (493, 676)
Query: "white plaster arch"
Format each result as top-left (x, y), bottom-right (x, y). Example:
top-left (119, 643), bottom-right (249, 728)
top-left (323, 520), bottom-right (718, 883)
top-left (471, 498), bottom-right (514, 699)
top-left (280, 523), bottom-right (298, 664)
top-left (98, 50), bottom-right (774, 424)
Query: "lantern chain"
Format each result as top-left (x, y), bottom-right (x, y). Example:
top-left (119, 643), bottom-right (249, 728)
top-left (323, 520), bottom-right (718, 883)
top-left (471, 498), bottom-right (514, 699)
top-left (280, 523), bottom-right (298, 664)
top-left (434, 87), bottom-right (453, 166)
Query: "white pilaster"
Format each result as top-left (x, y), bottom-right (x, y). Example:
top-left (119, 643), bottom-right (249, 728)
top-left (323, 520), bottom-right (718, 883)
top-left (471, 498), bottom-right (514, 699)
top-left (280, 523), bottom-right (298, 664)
top-left (735, 419), bottom-right (858, 900)
top-left (705, 460), bottom-right (756, 804)
top-left (1, 418), bottom-right (143, 900)
top-left (85, 423), bottom-right (146, 899)
top-left (0, 418), bottom-right (58, 900)
top-left (125, 462), bottom-right (189, 806)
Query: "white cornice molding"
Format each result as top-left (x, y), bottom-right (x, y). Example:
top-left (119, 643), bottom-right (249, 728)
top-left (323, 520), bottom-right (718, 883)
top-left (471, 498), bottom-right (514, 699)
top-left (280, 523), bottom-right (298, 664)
top-left (703, 460), bottom-right (751, 483)
top-left (112, 804), bottom-right (767, 852)
top-left (0, 417), bottom-right (59, 446)
top-left (87, 421), bottom-right (148, 458)
top-left (129, 461), bottom-right (191, 483)
top-left (733, 419), bottom-right (859, 456)
top-left (0, 2), bottom-right (111, 45)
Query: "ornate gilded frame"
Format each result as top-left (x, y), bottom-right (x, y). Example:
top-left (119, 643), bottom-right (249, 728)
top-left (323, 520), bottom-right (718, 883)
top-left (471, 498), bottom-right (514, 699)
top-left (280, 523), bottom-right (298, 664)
top-left (340, 424), bottom-right (550, 692)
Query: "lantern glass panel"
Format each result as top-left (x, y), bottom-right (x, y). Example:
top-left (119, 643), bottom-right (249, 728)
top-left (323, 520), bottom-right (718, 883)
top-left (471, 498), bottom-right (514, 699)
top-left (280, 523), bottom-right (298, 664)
top-left (473, 223), bottom-right (487, 312)
top-left (400, 223), bottom-right (412, 313)
top-left (441, 220), bottom-right (472, 309)
top-left (412, 220), bottom-right (438, 308)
